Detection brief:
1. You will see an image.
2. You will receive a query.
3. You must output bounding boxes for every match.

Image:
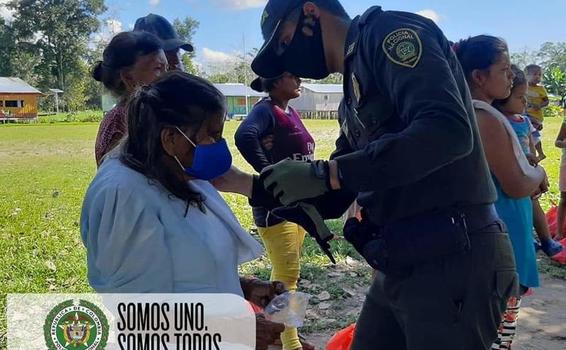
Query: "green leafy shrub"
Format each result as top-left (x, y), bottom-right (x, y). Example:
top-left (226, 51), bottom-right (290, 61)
top-left (544, 104), bottom-right (563, 119)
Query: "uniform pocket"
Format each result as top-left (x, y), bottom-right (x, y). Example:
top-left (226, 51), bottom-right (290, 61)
top-left (494, 270), bottom-right (519, 299)
top-left (492, 270), bottom-right (519, 314)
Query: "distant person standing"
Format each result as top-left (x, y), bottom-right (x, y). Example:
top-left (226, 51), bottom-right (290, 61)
top-left (235, 73), bottom-right (315, 350)
top-left (134, 13), bottom-right (194, 72)
top-left (94, 15), bottom-right (194, 166)
top-left (93, 31), bottom-right (167, 166)
top-left (554, 109), bottom-right (566, 242)
top-left (525, 64), bottom-right (549, 161)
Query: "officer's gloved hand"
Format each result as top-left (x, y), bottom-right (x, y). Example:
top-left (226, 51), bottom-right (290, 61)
top-left (271, 203), bottom-right (336, 264)
top-left (261, 159), bottom-right (331, 206)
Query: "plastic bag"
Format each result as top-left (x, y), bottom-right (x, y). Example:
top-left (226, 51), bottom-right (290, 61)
top-left (544, 204), bottom-right (566, 239)
top-left (264, 292), bottom-right (310, 327)
top-left (326, 323), bottom-right (356, 350)
top-left (551, 238), bottom-right (566, 265)
top-left (545, 205), bottom-right (560, 237)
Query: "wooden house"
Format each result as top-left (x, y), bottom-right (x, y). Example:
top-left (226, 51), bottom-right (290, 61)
top-left (0, 77), bottom-right (43, 121)
top-left (290, 83), bottom-right (343, 119)
top-left (214, 83), bottom-right (265, 118)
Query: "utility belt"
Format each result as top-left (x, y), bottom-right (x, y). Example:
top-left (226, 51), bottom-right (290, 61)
top-left (344, 204), bottom-right (503, 275)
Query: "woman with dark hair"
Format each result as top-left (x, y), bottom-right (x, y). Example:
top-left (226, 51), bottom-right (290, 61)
top-left (235, 73), bottom-right (315, 350)
top-left (454, 35), bottom-right (545, 350)
top-left (92, 31), bottom-right (168, 166)
top-left (81, 71), bottom-right (284, 349)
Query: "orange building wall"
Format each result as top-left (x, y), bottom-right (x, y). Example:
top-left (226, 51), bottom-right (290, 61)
top-left (0, 93), bottom-right (41, 119)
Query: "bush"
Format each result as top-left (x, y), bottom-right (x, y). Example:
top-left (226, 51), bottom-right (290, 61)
top-left (544, 104), bottom-right (563, 119)
top-left (37, 110), bottom-right (103, 123)
top-left (81, 112), bottom-right (102, 123)
top-left (64, 113), bottom-right (80, 123)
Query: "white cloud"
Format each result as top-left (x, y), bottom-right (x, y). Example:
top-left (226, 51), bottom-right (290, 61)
top-left (149, 0), bottom-right (160, 6)
top-left (0, 0), bottom-right (15, 22)
top-left (106, 19), bottom-right (123, 35)
top-left (416, 9), bottom-right (442, 24)
top-left (211, 0), bottom-right (267, 10)
top-left (200, 48), bottom-right (243, 73)
top-left (202, 48), bottom-right (239, 65)
top-left (32, 31), bottom-right (44, 44)
top-left (89, 18), bottom-right (123, 48)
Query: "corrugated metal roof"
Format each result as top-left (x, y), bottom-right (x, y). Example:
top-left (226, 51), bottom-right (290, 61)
top-left (214, 83), bottom-right (266, 97)
top-left (302, 83), bottom-right (342, 94)
top-left (0, 77), bottom-right (42, 94)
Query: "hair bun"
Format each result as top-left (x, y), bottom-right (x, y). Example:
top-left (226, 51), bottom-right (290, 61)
top-left (452, 39), bottom-right (468, 55)
top-left (250, 77), bottom-right (264, 93)
top-left (451, 42), bottom-right (460, 53)
top-left (91, 61), bottom-right (104, 82)
top-left (134, 85), bottom-right (163, 109)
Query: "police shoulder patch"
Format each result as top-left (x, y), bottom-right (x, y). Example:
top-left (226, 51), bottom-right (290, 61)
top-left (382, 28), bottom-right (422, 68)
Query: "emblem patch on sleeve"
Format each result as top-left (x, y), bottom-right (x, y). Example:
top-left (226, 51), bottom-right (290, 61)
top-left (382, 28), bottom-right (422, 68)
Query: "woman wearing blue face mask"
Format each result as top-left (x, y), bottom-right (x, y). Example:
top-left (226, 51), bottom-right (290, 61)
top-left (80, 71), bottom-right (285, 350)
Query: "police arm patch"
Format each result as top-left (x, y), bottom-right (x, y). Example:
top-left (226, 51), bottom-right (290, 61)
top-left (382, 28), bottom-right (422, 68)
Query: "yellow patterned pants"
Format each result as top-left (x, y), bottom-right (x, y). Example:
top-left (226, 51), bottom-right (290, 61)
top-left (258, 221), bottom-right (306, 350)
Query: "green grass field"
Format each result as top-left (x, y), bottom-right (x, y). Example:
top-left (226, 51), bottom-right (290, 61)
top-left (1, 117), bottom-right (565, 348)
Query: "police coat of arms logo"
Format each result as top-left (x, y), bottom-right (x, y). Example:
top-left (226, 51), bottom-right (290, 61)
top-left (43, 299), bottom-right (109, 350)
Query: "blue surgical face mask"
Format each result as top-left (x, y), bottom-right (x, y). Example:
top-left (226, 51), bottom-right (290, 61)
top-left (173, 126), bottom-right (232, 180)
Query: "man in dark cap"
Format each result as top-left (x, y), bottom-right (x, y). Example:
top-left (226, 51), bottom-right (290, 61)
top-left (134, 13), bottom-right (193, 71)
top-left (251, 1), bottom-right (519, 349)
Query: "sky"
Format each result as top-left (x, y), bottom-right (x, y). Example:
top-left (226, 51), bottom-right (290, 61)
top-left (3, 0), bottom-right (566, 71)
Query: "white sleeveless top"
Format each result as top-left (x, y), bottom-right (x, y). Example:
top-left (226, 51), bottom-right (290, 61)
top-left (472, 99), bottom-right (531, 175)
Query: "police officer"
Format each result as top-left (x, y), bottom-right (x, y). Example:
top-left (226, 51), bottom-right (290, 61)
top-left (251, 1), bottom-right (518, 349)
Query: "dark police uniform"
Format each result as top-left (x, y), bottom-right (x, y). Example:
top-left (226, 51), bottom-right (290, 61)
top-left (249, 2), bottom-right (520, 348)
top-left (321, 7), bottom-right (519, 350)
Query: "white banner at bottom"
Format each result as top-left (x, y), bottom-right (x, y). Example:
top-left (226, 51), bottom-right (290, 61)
top-left (7, 293), bottom-right (255, 350)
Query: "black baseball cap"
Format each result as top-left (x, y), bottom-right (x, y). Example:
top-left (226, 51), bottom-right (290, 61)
top-left (134, 14), bottom-right (194, 52)
top-left (251, 0), bottom-right (306, 78)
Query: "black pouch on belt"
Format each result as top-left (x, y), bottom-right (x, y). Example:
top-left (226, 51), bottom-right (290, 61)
top-left (382, 209), bottom-right (471, 269)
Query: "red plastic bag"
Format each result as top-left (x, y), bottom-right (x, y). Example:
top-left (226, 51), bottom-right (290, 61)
top-left (326, 323), bottom-right (356, 350)
top-left (545, 205), bottom-right (563, 238)
top-left (551, 238), bottom-right (566, 265)
top-left (250, 303), bottom-right (263, 313)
